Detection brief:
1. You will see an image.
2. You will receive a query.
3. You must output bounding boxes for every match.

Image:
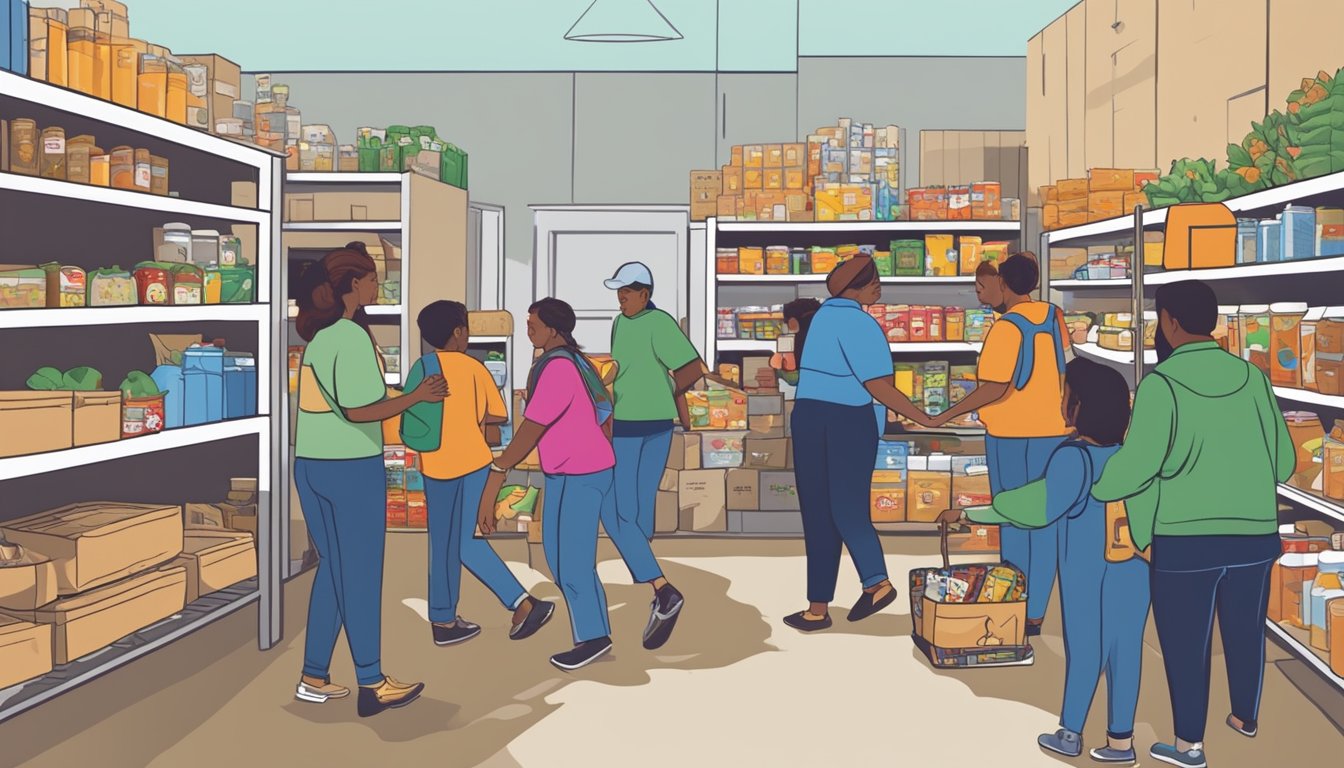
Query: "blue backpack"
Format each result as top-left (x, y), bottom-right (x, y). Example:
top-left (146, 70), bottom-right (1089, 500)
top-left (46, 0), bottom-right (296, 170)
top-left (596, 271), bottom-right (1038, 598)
top-left (998, 305), bottom-right (1066, 390)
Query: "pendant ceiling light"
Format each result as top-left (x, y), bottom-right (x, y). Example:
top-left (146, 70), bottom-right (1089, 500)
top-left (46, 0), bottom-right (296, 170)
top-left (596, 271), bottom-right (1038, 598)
top-left (564, 0), bottom-right (683, 43)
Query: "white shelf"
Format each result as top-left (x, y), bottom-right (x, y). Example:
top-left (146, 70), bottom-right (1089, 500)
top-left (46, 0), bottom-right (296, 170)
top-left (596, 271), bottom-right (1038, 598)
top-left (716, 339), bottom-right (981, 353)
top-left (1046, 207), bottom-right (1168, 244)
top-left (1276, 484), bottom-right (1344, 524)
top-left (469, 336), bottom-right (511, 344)
top-left (0, 172), bottom-right (267, 223)
top-left (716, 274), bottom-right (974, 285)
top-left (1266, 622), bottom-right (1344, 694)
top-left (1272, 387), bottom-right (1344, 409)
top-left (717, 220), bottom-right (1021, 234)
top-left (285, 172), bottom-right (403, 184)
top-left (0, 70), bottom-right (278, 167)
top-left (0, 417), bottom-right (268, 482)
top-left (1074, 342), bottom-right (1157, 366)
top-left (364, 304), bottom-right (403, 316)
top-left (0, 303), bottom-right (267, 329)
top-left (1050, 278), bottom-right (1131, 289)
top-left (1144, 255), bottom-right (1344, 285)
top-left (283, 221), bottom-right (402, 232)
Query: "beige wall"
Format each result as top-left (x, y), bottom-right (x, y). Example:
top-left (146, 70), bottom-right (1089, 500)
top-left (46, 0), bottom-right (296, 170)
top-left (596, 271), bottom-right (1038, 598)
top-left (918, 130), bottom-right (1027, 201)
top-left (1023, 0), bottom-right (1344, 195)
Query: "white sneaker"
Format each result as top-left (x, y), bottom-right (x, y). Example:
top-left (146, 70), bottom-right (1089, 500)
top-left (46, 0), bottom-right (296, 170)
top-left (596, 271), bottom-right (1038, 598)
top-left (295, 677), bottom-right (351, 703)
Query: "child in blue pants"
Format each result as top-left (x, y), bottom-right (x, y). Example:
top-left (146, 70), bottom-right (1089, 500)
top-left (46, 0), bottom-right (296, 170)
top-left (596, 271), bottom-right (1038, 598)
top-left (970, 358), bottom-right (1151, 764)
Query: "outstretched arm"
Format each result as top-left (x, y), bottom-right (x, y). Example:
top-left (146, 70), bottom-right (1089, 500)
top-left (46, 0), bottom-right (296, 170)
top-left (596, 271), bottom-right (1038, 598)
top-left (478, 419), bottom-right (546, 535)
top-left (866, 378), bottom-right (934, 427)
top-left (967, 447), bottom-right (1086, 528)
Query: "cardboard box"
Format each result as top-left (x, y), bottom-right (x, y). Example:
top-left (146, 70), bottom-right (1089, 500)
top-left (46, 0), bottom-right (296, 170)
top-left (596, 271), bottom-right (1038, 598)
top-left (907, 471), bottom-right (952, 523)
top-left (286, 195), bottom-right (314, 222)
top-left (759, 471), bottom-right (800, 511)
top-left (920, 597), bottom-right (1025, 648)
top-left (175, 54), bottom-right (242, 128)
top-left (726, 469), bottom-right (760, 511)
top-left (744, 437), bottom-right (789, 469)
top-left (659, 468), bottom-right (679, 493)
top-left (226, 510), bottom-right (258, 537)
top-left (0, 391), bottom-right (73, 458)
top-left (468, 310), bottom-right (513, 336)
top-left (1057, 178), bottom-right (1089, 200)
top-left (10, 567), bottom-right (187, 665)
top-left (701, 431), bottom-right (746, 469)
top-left (949, 523), bottom-right (1001, 553)
top-left (1088, 168), bottom-right (1136, 192)
top-left (717, 194), bottom-right (740, 218)
top-left (655, 491), bottom-right (679, 534)
top-left (231, 181), bottom-right (258, 209)
top-left (870, 485), bottom-right (907, 523)
top-left (1039, 185), bottom-right (1058, 204)
top-left (0, 615), bottom-right (53, 691)
top-left (747, 413), bottom-right (785, 439)
top-left (678, 470), bottom-right (727, 532)
top-left (72, 391), bottom-right (120, 448)
top-left (952, 470), bottom-right (992, 509)
top-left (2, 503), bottom-right (183, 595)
top-left (1088, 191), bottom-right (1126, 221)
top-left (721, 166), bottom-right (743, 195)
top-left (747, 392), bottom-right (784, 416)
top-left (0, 547), bottom-right (58, 612)
top-left (173, 531), bottom-right (256, 604)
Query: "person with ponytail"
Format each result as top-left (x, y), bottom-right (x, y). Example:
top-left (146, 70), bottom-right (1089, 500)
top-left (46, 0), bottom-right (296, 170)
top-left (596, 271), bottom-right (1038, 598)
top-left (772, 298), bottom-right (822, 387)
top-left (293, 247), bottom-right (447, 717)
top-left (478, 298), bottom-right (685, 671)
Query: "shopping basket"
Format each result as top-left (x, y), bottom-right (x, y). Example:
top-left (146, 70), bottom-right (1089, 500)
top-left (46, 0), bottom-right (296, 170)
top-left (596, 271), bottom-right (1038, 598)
top-left (908, 508), bottom-right (1034, 668)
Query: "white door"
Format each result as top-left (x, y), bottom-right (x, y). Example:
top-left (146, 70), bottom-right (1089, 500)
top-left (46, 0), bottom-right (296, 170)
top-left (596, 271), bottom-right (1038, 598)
top-left (529, 205), bottom-right (689, 385)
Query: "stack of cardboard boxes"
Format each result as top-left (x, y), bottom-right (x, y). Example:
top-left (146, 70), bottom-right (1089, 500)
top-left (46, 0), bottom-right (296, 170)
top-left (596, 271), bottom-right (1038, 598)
top-left (0, 497), bottom-right (257, 690)
top-left (1040, 168), bottom-right (1160, 230)
top-left (690, 118), bottom-right (900, 223)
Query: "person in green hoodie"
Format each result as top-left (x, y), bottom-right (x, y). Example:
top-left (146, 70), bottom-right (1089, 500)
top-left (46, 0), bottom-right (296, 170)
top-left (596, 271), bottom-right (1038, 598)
top-left (1091, 280), bottom-right (1294, 768)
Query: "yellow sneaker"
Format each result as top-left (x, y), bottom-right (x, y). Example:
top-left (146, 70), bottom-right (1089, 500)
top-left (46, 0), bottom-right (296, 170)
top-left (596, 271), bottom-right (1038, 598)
top-left (357, 676), bottom-right (425, 718)
top-left (295, 676), bottom-right (350, 703)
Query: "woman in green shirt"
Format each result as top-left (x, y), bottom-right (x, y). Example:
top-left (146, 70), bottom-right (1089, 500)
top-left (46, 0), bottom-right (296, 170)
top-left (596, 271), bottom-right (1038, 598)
top-left (293, 247), bottom-right (446, 718)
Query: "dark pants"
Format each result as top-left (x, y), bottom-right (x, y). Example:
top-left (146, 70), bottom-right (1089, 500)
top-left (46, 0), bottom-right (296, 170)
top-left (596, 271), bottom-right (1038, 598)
top-left (294, 456), bottom-right (387, 687)
top-left (791, 399), bottom-right (887, 603)
top-left (1150, 533), bottom-right (1280, 743)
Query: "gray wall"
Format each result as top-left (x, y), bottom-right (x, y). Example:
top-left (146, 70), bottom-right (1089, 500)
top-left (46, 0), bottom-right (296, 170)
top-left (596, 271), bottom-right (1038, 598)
top-left (255, 56), bottom-right (1026, 296)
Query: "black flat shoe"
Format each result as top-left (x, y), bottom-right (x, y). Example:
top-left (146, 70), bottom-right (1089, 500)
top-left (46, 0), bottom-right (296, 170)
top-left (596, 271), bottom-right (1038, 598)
top-left (550, 637), bottom-right (613, 671)
top-left (509, 597), bottom-right (556, 641)
top-left (432, 618), bottom-right (482, 646)
top-left (1227, 714), bottom-right (1257, 738)
top-left (1025, 621), bottom-right (1044, 637)
top-left (783, 611), bottom-right (832, 632)
top-left (847, 585), bottom-right (898, 622)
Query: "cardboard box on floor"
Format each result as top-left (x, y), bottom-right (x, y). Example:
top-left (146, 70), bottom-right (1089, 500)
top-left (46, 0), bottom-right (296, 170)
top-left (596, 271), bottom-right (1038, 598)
top-left (1, 502), bottom-right (184, 595)
top-left (759, 471), bottom-right (800, 511)
top-left (667, 432), bottom-right (702, 470)
top-left (678, 470), bottom-right (727, 532)
top-left (0, 615), bottom-right (52, 691)
top-left (727, 469), bottom-right (760, 511)
top-left (7, 567), bottom-right (187, 665)
top-left (655, 491), bottom-right (679, 534)
top-left (743, 437), bottom-right (789, 470)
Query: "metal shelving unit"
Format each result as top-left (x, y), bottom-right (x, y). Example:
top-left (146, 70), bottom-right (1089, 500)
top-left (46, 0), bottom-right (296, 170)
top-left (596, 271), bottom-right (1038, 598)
top-left (1043, 170), bottom-right (1344, 693)
top-left (0, 70), bottom-right (284, 721)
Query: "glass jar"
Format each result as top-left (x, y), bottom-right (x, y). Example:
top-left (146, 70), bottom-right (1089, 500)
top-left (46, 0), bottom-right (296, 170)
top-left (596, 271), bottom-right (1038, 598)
top-left (150, 155), bottom-right (169, 196)
top-left (40, 127), bottom-right (67, 180)
top-left (110, 146), bottom-right (135, 189)
top-left (90, 150), bottom-right (110, 187)
top-left (9, 119), bottom-right (38, 176)
top-left (134, 148), bottom-right (152, 192)
top-left (137, 55), bottom-right (167, 118)
top-left (1326, 421), bottom-right (1344, 501)
top-left (65, 136), bottom-right (94, 184)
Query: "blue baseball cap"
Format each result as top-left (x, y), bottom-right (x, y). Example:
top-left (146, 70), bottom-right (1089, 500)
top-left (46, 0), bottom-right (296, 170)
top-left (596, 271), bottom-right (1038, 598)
top-left (604, 262), bottom-right (654, 291)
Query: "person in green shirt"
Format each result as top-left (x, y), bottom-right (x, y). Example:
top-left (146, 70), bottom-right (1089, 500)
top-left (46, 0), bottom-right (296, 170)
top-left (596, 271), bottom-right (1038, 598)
top-left (1091, 280), bottom-right (1293, 768)
top-left (292, 247), bottom-right (446, 718)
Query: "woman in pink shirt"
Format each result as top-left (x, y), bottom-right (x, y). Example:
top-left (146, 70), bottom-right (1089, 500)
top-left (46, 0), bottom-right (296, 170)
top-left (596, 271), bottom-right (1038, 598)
top-left (479, 298), bottom-right (683, 670)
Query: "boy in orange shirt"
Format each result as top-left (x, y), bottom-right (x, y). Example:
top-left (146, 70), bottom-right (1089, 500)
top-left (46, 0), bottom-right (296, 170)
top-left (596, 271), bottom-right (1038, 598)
top-left (934, 254), bottom-right (1070, 636)
top-left (409, 301), bottom-right (555, 646)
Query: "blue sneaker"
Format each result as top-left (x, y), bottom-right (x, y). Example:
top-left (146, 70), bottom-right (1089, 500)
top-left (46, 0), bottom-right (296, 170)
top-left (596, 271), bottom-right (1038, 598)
top-left (1149, 743), bottom-right (1207, 768)
top-left (1090, 746), bottom-right (1137, 764)
top-left (1039, 729), bottom-right (1083, 758)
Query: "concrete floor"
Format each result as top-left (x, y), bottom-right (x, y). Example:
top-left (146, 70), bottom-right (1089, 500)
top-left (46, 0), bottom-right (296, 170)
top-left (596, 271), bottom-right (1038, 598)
top-left (5, 536), bottom-right (1343, 767)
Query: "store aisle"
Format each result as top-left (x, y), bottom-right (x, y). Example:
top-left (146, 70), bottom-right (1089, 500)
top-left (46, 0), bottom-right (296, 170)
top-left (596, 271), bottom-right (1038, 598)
top-left (7, 537), bottom-right (1343, 768)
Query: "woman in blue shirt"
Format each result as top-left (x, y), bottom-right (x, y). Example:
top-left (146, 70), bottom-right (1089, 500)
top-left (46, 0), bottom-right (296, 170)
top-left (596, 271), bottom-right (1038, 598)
top-left (787, 255), bottom-right (935, 632)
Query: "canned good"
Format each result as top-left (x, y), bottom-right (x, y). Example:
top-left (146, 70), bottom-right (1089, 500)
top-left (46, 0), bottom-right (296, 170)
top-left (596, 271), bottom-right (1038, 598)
top-left (133, 262), bottom-right (171, 305)
top-left (134, 148), bottom-right (152, 192)
top-left (40, 127), bottom-right (66, 180)
top-left (150, 155), bottom-right (169, 196)
top-left (170, 264), bottom-right (202, 305)
top-left (110, 146), bottom-right (135, 189)
top-left (90, 150), bottom-right (110, 187)
top-left (9, 119), bottom-right (38, 176)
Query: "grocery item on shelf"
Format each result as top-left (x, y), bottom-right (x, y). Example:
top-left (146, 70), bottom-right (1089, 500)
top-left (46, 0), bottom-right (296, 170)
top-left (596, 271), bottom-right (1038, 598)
top-left (0, 542), bottom-right (58, 612)
top-left (170, 529), bottom-right (255, 604)
top-left (0, 613), bottom-right (52, 691)
top-left (1096, 312), bottom-right (1157, 353)
top-left (0, 264), bottom-right (47, 308)
top-left (5, 116), bottom-right (171, 194)
top-left (1163, 202), bottom-right (1237, 270)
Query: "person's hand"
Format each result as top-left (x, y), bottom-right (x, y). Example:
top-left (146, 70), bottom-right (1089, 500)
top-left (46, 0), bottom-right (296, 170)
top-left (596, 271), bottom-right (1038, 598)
top-left (477, 489), bottom-right (497, 536)
top-left (927, 411), bottom-right (953, 428)
top-left (414, 373), bottom-right (448, 404)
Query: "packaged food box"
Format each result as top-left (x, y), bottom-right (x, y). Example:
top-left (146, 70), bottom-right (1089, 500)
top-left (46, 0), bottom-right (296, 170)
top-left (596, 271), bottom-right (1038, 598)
top-left (1, 502), bottom-right (183, 595)
top-left (73, 391), bottom-right (121, 447)
top-left (172, 530), bottom-right (256, 604)
top-left (7, 567), bottom-right (186, 665)
top-left (759, 471), bottom-right (800, 512)
top-left (0, 391), bottom-right (73, 458)
top-left (678, 470), bottom-right (727, 532)
top-left (700, 431), bottom-right (746, 469)
top-left (870, 484), bottom-right (907, 523)
top-left (467, 310), bottom-right (512, 336)
top-left (0, 264), bottom-right (47, 308)
top-left (667, 432), bottom-right (701, 470)
top-left (0, 615), bottom-right (53, 691)
top-left (0, 544), bottom-right (58, 612)
top-left (908, 468), bottom-right (952, 523)
top-left (743, 437), bottom-right (788, 470)
top-left (726, 468), bottom-right (760, 511)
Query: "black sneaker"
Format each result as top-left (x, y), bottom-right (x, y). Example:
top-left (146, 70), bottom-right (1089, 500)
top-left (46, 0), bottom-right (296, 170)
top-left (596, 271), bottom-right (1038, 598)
top-left (642, 584), bottom-right (684, 650)
top-left (509, 597), bottom-right (556, 641)
top-left (550, 637), bottom-right (613, 671)
top-left (432, 617), bottom-right (482, 646)
top-left (1226, 714), bottom-right (1257, 738)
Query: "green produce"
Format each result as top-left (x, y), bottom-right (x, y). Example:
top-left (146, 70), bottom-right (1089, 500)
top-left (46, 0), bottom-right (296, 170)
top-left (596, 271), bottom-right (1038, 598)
top-left (26, 366), bottom-right (64, 390)
top-left (119, 370), bottom-right (161, 399)
top-left (26, 366), bottom-right (103, 391)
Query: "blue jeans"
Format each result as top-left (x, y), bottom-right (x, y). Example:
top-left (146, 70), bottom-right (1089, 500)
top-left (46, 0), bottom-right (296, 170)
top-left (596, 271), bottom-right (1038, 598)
top-left (294, 456), bottom-right (386, 686)
top-left (1057, 508), bottom-right (1151, 737)
top-left (543, 470), bottom-right (615, 644)
top-left (986, 434), bottom-right (1068, 622)
top-left (612, 422), bottom-right (675, 540)
top-left (424, 467), bottom-right (528, 624)
top-left (791, 399), bottom-right (889, 603)
top-left (1150, 534), bottom-right (1279, 743)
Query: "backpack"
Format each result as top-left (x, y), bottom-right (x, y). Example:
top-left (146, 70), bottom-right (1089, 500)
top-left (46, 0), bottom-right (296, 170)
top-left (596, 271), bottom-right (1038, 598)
top-left (399, 352), bottom-right (443, 452)
top-left (999, 304), bottom-right (1066, 390)
top-left (526, 348), bottom-right (614, 426)
top-left (1062, 439), bottom-right (1150, 563)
